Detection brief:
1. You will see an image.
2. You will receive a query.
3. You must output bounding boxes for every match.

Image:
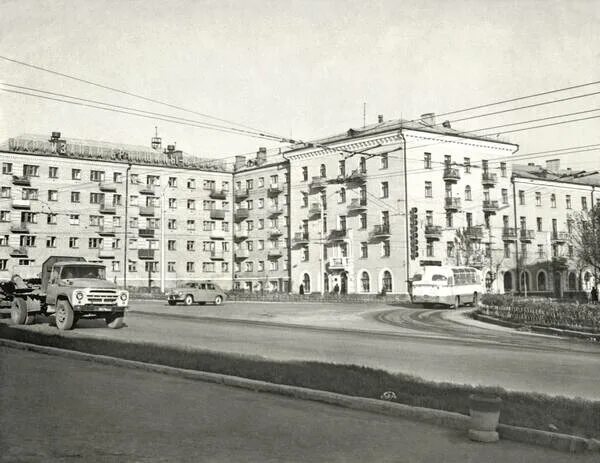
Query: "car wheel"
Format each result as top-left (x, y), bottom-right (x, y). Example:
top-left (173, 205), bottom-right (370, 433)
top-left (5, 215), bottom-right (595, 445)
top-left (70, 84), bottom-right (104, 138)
top-left (184, 295), bottom-right (194, 306)
top-left (168, 300), bottom-right (176, 306)
top-left (214, 295), bottom-right (223, 306)
top-left (453, 296), bottom-right (460, 310)
top-left (55, 300), bottom-right (75, 331)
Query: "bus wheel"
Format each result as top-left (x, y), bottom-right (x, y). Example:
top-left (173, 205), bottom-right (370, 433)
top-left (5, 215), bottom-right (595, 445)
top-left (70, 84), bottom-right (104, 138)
top-left (184, 295), bottom-right (194, 306)
top-left (472, 292), bottom-right (479, 306)
top-left (453, 296), bottom-right (460, 310)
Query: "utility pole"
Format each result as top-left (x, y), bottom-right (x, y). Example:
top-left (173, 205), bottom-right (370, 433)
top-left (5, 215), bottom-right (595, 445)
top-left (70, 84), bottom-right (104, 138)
top-left (320, 191), bottom-right (326, 295)
top-left (160, 187), bottom-right (166, 293)
top-left (123, 162), bottom-right (131, 288)
top-left (399, 129), bottom-right (410, 294)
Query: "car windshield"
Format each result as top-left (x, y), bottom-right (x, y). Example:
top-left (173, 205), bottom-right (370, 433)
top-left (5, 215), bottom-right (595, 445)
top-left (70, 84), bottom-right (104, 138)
top-left (60, 266), bottom-right (105, 280)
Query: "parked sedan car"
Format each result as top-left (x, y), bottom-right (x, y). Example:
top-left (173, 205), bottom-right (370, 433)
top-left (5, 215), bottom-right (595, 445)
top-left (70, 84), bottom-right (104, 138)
top-left (167, 282), bottom-right (226, 306)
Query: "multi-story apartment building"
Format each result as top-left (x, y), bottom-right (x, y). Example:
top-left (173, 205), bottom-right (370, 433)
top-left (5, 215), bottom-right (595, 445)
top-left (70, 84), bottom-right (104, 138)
top-left (0, 133), bottom-right (233, 289)
top-left (284, 114), bottom-right (518, 295)
top-left (231, 148), bottom-right (290, 292)
top-left (504, 162), bottom-right (600, 297)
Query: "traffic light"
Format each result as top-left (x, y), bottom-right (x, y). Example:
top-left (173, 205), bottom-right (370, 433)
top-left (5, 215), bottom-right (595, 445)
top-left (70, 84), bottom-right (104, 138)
top-left (409, 207), bottom-right (419, 260)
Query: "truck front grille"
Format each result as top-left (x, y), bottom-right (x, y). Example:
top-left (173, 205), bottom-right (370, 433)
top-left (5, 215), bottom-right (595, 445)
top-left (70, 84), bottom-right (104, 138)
top-left (87, 289), bottom-right (118, 305)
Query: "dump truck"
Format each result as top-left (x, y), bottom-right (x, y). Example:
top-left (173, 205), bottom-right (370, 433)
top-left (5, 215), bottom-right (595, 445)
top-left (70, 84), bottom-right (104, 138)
top-left (9, 256), bottom-right (128, 330)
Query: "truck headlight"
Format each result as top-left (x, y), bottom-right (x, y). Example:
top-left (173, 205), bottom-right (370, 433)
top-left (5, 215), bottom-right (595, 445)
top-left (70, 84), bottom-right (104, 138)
top-left (75, 291), bottom-right (84, 301)
top-left (119, 292), bottom-right (128, 302)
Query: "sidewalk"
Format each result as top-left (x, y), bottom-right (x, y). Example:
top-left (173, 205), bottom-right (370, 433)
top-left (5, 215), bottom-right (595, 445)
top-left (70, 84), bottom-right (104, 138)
top-left (2, 345), bottom-right (595, 463)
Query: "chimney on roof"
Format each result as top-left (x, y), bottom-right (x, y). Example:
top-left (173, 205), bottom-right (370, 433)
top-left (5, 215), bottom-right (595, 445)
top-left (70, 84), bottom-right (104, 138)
top-left (166, 144), bottom-right (175, 153)
top-left (256, 147), bottom-right (267, 165)
top-left (378, 114), bottom-right (384, 123)
top-left (234, 155), bottom-right (246, 171)
top-left (420, 113), bottom-right (436, 126)
top-left (442, 120), bottom-right (451, 128)
top-left (546, 159), bottom-right (560, 172)
top-left (50, 131), bottom-right (61, 140)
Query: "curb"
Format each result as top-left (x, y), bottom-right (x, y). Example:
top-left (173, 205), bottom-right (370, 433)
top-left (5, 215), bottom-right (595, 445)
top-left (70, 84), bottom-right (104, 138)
top-left (1, 338), bottom-right (598, 454)
top-left (472, 312), bottom-right (600, 342)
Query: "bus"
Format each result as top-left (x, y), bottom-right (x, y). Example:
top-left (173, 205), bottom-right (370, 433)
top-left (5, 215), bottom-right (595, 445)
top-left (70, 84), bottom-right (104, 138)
top-left (411, 266), bottom-right (483, 309)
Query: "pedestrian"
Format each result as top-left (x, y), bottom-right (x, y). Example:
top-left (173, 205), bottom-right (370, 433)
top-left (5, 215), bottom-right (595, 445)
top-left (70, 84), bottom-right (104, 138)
top-left (333, 283), bottom-right (340, 295)
top-left (299, 283), bottom-right (304, 295)
top-left (591, 286), bottom-right (598, 304)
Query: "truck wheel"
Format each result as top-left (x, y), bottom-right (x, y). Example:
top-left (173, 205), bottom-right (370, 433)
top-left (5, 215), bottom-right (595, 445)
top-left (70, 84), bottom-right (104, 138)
top-left (184, 295), bottom-right (194, 306)
top-left (214, 295), bottom-right (223, 306)
top-left (55, 300), bottom-right (75, 331)
top-left (106, 315), bottom-right (125, 329)
top-left (10, 298), bottom-right (27, 325)
top-left (168, 300), bottom-right (176, 306)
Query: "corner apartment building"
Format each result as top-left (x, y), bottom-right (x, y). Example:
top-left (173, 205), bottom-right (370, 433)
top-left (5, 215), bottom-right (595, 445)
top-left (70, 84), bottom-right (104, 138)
top-left (284, 114), bottom-right (518, 295)
top-left (231, 148), bottom-right (291, 292)
top-left (0, 133), bottom-right (233, 289)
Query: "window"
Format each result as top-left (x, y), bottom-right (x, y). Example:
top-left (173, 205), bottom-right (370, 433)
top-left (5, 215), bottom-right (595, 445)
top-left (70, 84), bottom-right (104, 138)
top-left (360, 272), bottom-right (370, 292)
top-left (22, 188), bottom-right (38, 200)
top-left (537, 244), bottom-right (544, 258)
top-left (246, 179), bottom-right (254, 190)
top-left (71, 169), bottom-right (81, 180)
top-left (0, 259), bottom-right (6, 271)
top-left (301, 192), bottom-right (308, 208)
top-left (88, 238), bottom-right (103, 249)
top-left (113, 195), bottom-right (122, 206)
top-left (381, 182), bottom-right (389, 198)
top-left (114, 172), bottom-right (123, 183)
top-left (504, 243), bottom-right (510, 258)
top-left (550, 194), bottom-right (556, 208)
top-left (203, 180), bottom-right (216, 190)
top-left (447, 242), bottom-right (455, 257)
top-left (425, 181), bottom-right (432, 198)
top-left (465, 185), bottom-right (472, 201)
top-left (90, 192), bottom-right (104, 204)
top-left (446, 212), bottom-right (453, 228)
top-left (23, 165), bottom-right (39, 177)
top-left (2, 163), bottom-right (13, 174)
top-left (339, 160), bottom-right (346, 176)
top-left (258, 198), bottom-right (264, 209)
top-left (187, 219), bottom-right (196, 231)
top-left (302, 245), bottom-right (309, 261)
top-left (339, 188), bottom-right (346, 203)
top-left (168, 198), bottom-right (177, 209)
top-left (69, 214), bottom-right (80, 226)
top-left (130, 173), bottom-right (139, 184)
top-left (186, 262), bottom-right (195, 272)
top-left (112, 239), bottom-right (121, 249)
top-left (535, 192), bottom-right (541, 206)
top-left (0, 187), bottom-right (9, 198)
top-left (568, 245), bottom-right (574, 258)
top-left (168, 219), bottom-right (176, 230)
top-left (502, 188), bottom-right (508, 205)
top-left (46, 237), bottom-right (57, 248)
top-left (500, 162), bottom-right (507, 177)
top-left (519, 190), bottom-right (525, 205)
top-left (360, 242), bottom-right (368, 258)
top-left (536, 217), bottom-right (542, 232)
top-left (582, 196), bottom-right (588, 210)
top-left (47, 213), bottom-right (57, 225)
top-left (167, 240), bottom-right (176, 251)
top-left (302, 166), bottom-right (308, 181)
top-left (0, 211), bottom-right (9, 222)
top-left (464, 157), bottom-right (471, 173)
top-left (566, 195), bottom-right (571, 209)
top-left (71, 192), bottom-right (80, 203)
top-left (45, 190), bottom-right (57, 202)
top-left (168, 177), bottom-right (177, 187)
top-left (258, 219), bottom-right (264, 229)
top-left (426, 242), bottom-right (434, 257)
top-left (90, 170), bottom-right (105, 182)
top-left (69, 237), bottom-right (79, 248)
top-left (257, 260), bottom-right (265, 272)
top-left (187, 241), bottom-right (195, 251)
top-left (49, 166), bottom-right (58, 178)
top-left (359, 212), bottom-right (367, 229)
top-left (187, 178), bottom-right (196, 189)
top-left (380, 154), bottom-right (388, 169)
top-left (187, 199), bottom-right (195, 210)
top-left (424, 153), bottom-right (432, 169)
top-left (320, 164), bottom-right (327, 178)
top-left (203, 262), bottom-right (216, 273)
top-left (222, 262), bottom-right (229, 272)
top-left (20, 235), bottom-right (36, 247)
top-left (382, 240), bottom-right (390, 257)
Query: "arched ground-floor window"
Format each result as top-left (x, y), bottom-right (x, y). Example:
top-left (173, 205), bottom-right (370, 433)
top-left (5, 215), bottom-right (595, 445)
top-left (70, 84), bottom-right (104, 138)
top-left (537, 271), bottom-right (547, 291)
top-left (360, 271), bottom-right (370, 292)
top-left (382, 270), bottom-right (392, 292)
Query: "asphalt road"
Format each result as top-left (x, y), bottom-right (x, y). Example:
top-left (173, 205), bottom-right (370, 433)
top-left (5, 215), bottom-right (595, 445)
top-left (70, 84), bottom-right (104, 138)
top-left (3, 300), bottom-right (599, 399)
top-left (1, 346), bottom-right (594, 463)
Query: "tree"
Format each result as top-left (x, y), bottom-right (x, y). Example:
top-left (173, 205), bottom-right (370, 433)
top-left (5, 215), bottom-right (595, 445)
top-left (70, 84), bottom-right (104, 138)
top-left (570, 204), bottom-right (600, 277)
top-left (453, 227), bottom-right (484, 268)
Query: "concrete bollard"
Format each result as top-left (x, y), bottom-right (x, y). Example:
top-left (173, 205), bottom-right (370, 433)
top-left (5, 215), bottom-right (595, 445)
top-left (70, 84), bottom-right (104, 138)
top-left (468, 394), bottom-right (502, 443)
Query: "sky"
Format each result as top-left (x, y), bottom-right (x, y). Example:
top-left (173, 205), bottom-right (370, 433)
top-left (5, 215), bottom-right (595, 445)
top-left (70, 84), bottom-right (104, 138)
top-left (1, 0), bottom-right (599, 169)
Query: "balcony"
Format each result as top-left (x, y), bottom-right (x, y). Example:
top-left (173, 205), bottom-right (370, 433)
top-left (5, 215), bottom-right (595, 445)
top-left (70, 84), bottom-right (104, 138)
top-left (519, 229), bottom-right (535, 242)
top-left (470, 255), bottom-right (485, 269)
top-left (234, 188), bottom-right (249, 202)
top-left (11, 199), bottom-right (31, 209)
top-left (424, 225), bottom-right (442, 240)
top-left (99, 203), bottom-right (116, 214)
top-left (138, 249), bottom-right (155, 260)
top-left (210, 229), bottom-right (226, 240)
top-left (345, 169), bottom-right (367, 184)
top-left (328, 228), bottom-right (348, 241)
top-left (210, 209), bottom-right (226, 220)
top-left (444, 197), bottom-right (461, 211)
top-left (139, 206), bottom-right (155, 217)
top-left (98, 248), bottom-right (115, 259)
top-left (501, 227), bottom-right (518, 241)
top-left (327, 257), bottom-right (350, 271)
top-left (267, 183), bottom-right (284, 196)
top-left (209, 188), bottom-right (228, 200)
top-left (234, 208), bottom-right (249, 222)
top-left (99, 183), bottom-right (117, 192)
top-left (139, 184), bottom-right (157, 195)
top-left (269, 228), bottom-right (283, 238)
top-left (465, 226), bottom-right (484, 241)
top-left (235, 249), bottom-right (249, 260)
top-left (9, 247), bottom-right (28, 258)
top-left (308, 203), bottom-right (322, 218)
top-left (443, 168), bottom-right (460, 183)
top-left (293, 232), bottom-right (310, 245)
top-left (482, 200), bottom-right (499, 213)
top-left (234, 229), bottom-right (248, 241)
top-left (268, 248), bottom-right (283, 259)
top-left (347, 198), bottom-right (368, 213)
top-left (10, 222), bottom-right (30, 233)
top-left (369, 224), bottom-right (391, 240)
top-left (268, 206), bottom-right (284, 216)
top-left (309, 176), bottom-right (327, 190)
top-left (551, 231), bottom-right (569, 243)
top-left (98, 225), bottom-right (115, 236)
top-left (12, 175), bottom-right (31, 186)
top-left (481, 172), bottom-right (498, 187)
top-left (138, 228), bottom-right (155, 238)
top-left (210, 250), bottom-right (225, 260)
